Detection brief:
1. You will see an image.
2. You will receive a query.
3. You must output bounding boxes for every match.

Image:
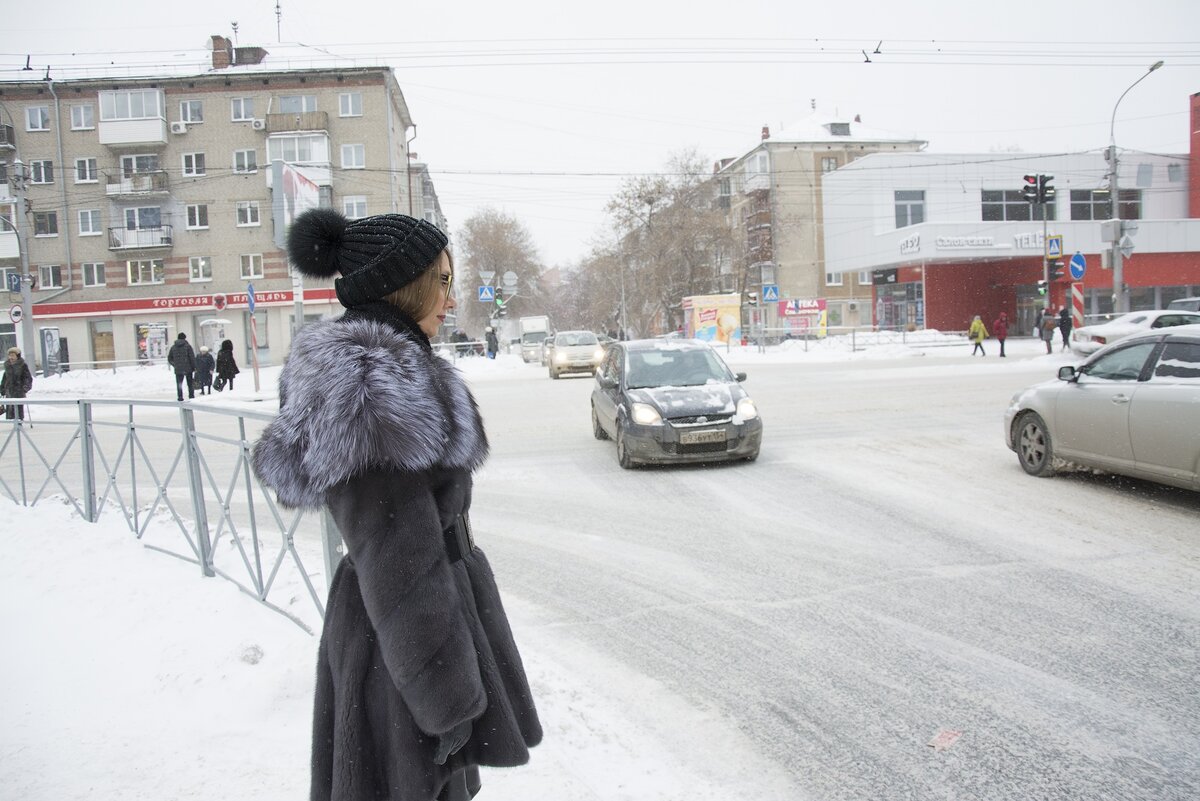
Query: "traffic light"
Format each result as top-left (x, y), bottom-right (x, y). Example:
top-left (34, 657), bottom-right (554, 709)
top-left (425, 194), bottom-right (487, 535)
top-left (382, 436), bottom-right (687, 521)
top-left (1050, 260), bottom-right (1066, 281)
top-left (1022, 174), bottom-right (1039, 204)
top-left (1036, 279), bottom-right (1048, 296)
top-left (1038, 174), bottom-right (1055, 204)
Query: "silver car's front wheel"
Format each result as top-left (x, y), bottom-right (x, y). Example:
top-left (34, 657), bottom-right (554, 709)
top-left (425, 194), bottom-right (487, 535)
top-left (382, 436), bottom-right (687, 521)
top-left (1016, 412), bottom-right (1056, 477)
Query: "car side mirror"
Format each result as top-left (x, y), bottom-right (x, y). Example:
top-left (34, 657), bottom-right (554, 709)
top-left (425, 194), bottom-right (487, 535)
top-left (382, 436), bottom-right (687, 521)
top-left (597, 373), bottom-right (615, 388)
top-left (1057, 365), bottom-right (1077, 382)
top-left (735, 372), bottom-right (747, 382)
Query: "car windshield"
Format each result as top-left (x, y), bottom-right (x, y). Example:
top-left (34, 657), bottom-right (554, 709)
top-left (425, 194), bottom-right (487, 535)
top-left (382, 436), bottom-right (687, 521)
top-left (556, 332), bottom-right (598, 346)
top-left (626, 349), bottom-right (730, 389)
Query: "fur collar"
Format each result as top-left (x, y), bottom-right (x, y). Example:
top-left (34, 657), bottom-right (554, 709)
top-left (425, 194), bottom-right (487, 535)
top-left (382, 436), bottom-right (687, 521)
top-left (252, 312), bottom-right (488, 508)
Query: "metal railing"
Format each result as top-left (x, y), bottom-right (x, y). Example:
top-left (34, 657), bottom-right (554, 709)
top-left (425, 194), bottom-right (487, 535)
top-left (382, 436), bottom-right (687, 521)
top-left (0, 398), bottom-right (340, 633)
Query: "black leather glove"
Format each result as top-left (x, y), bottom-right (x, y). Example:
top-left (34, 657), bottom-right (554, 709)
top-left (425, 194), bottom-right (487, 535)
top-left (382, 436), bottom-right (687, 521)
top-left (433, 719), bottom-right (472, 765)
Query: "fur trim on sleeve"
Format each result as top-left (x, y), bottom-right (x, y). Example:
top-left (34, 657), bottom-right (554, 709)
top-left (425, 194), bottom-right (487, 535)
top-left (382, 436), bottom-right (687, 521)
top-left (252, 318), bottom-right (488, 508)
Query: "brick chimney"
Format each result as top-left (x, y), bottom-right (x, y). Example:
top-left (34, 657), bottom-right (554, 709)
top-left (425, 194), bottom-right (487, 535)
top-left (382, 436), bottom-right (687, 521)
top-left (761, 125), bottom-right (770, 141)
top-left (210, 35), bottom-right (234, 70)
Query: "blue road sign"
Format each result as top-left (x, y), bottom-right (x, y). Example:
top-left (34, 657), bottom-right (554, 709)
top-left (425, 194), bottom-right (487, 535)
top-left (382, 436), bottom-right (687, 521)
top-left (247, 283), bottom-right (256, 313)
top-left (478, 285), bottom-right (495, 302)
top-left (762, 284), bottom-right (780, 302)
top-left (1069, 251), bottom-right (1087, 281)
top-left (6, 272), bottom-right (21, 293)
top-left (1047, 235), bottom-right (1063, 259)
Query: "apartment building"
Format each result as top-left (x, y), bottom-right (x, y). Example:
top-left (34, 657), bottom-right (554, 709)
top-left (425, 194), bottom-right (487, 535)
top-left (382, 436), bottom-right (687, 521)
top-left (716, 113), bottom-right (926, 333)
top-left (0, 35), bottom-right (445, 368)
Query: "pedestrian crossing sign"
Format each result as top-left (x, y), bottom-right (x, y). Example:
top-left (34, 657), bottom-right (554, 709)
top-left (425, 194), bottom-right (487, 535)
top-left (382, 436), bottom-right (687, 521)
top-left (1047, 235), bottom-right (1063, 259)
top-left (478, 286), bottom-right (495, 302)
top-left (762, 284), bottom-right (780, 302)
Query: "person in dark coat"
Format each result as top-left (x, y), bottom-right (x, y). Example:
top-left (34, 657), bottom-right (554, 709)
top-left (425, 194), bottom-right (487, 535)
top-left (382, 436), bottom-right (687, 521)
top-left (1058, 306), bottom-right (1073, 351)
top-left (167, 332), bottom-right (196, 401)
top-left (484, 327), bottom-right (499, 359)
top-left (252, 208), bottom-right (541, 801)
top-left (215, 339), bottom-right (240, 391)
top-left (1039, 308), bottom-right (1057, 355)
top-left (194, 346), bottom-right (216, 394)
top-left (2, 346), bottom-right (34, 420)
top-left (992, 312), bottom-right (1010, 358)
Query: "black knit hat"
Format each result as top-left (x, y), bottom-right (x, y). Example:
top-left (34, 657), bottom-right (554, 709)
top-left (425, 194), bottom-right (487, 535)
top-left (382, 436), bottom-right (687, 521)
top-left (286, 208), bottom-right (448, 308)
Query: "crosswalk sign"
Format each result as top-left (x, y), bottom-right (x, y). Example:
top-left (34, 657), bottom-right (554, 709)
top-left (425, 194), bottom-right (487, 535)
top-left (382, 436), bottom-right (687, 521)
top-left (478, 286), bottom-right (495, 302)
top-left (762, 284), bottom-right (780, 302)
top-left (1047, 235), bottom-right (1063, 259)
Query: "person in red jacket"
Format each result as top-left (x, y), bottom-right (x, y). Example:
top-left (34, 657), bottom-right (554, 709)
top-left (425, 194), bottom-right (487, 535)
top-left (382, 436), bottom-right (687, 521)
top-left (992, 312), bottom-right (1010, 358)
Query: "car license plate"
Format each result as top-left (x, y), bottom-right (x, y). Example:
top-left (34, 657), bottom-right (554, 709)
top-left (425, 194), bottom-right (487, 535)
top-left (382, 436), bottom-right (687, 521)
top-left (679, 429), bottom-right (726, 445)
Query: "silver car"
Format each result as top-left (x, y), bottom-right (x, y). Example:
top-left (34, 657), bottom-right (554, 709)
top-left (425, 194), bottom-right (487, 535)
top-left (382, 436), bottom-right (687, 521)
top-left (545, 330), bottom-right (605, 379)
top-left (1069, 309), bottom-right (1200, 356)
top-left (1005, 324), bottom-right (1200, 491)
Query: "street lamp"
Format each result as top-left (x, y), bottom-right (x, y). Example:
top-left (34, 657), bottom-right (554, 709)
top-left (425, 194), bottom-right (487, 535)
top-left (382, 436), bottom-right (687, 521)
top-left (1107, 60), bottom-right (1163, 314)
top-left (1, 160), bottom-right (35, 357)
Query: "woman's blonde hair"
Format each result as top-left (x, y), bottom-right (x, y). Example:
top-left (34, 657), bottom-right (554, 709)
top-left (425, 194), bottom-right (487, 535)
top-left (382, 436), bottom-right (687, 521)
top-left (384, 249), bottom-right (452, 320)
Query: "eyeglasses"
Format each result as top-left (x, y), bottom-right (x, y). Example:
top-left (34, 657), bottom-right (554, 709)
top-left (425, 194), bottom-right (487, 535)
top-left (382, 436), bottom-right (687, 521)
top-left (440, 271), bottom-right (454, 300)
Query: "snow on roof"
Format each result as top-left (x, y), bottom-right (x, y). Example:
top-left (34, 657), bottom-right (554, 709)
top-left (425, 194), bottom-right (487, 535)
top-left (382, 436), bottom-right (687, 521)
top-left (765, 111), bottom-right (926, 146)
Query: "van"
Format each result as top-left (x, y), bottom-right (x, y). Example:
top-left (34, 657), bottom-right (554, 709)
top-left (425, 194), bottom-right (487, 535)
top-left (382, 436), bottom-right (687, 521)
top-left (1166, 297), bottom-right (1200, 312)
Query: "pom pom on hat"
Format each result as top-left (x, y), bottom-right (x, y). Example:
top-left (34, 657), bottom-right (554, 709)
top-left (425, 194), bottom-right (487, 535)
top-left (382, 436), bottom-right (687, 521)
top-left (287, 208), bottom-right (347, 279)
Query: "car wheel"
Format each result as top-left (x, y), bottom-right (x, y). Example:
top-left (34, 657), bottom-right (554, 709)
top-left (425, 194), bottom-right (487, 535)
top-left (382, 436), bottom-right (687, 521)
top-left (1016, 411), bottom-right (1056, 477)
top-left (550, 368), bottom-right (559, 380)
top-left (616, 421), bottom-right (635, 469)
top-left (592, 405), bottom-right (609, 440)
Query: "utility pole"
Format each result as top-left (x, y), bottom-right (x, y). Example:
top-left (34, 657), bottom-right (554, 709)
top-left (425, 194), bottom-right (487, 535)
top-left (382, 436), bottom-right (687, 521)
top-left (7, 159), bottom-right (36, 357)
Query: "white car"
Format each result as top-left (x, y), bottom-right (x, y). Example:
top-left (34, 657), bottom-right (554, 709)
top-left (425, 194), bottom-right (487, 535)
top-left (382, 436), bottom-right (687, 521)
top-left (1069, 309), bottom-right (1200, 356)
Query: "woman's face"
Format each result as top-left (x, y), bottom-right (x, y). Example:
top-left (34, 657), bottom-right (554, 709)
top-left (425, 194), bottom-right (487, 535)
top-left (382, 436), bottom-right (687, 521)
top-left (417, 251), bottom-right (455, 339)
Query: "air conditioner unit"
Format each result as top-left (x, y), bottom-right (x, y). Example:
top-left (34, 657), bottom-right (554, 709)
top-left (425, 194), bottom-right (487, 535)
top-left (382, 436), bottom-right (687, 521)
top-left (848, 301), bottom-right (859, 312)
top-left (250, 119), bottom-right (267, 131)
top-left (169, 121), bottom-right (188, 135)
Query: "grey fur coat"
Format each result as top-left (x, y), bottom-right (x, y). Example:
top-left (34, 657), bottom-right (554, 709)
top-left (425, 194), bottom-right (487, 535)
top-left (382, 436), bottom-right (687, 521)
top-left (253, 302), bottom-right (541, 801)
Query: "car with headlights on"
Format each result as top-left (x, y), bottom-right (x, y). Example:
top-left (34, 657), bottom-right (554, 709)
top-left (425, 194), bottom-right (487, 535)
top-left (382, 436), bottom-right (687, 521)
top-left (1069, 309), bottom-right (1200, 356)
top-left (545, 330), bottom-right (605, 378)
top-left (1005, 324), bottom-right (1200, 491)
top-left (591, 339), bottom-right (762, 468)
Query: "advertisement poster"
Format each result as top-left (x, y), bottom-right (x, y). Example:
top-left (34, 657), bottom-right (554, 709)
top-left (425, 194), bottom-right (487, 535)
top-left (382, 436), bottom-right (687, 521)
top-left (681, 294), bottom-right (742, 344)
top-left (135, 323), bottom-right (169, 363)
top-left (778, 298), bottom-right (828, 338)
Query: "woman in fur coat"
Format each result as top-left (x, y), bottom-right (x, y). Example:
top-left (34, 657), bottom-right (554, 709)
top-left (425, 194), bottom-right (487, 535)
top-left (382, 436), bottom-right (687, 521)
top-left (253, 209), bottom-right (541, 801)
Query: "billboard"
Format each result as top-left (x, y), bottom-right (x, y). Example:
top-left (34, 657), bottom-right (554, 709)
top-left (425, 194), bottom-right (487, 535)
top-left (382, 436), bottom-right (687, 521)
top-left (681, 294), bottom-right (741, 344)
top-left (778, 297), bottom-right (828, 338)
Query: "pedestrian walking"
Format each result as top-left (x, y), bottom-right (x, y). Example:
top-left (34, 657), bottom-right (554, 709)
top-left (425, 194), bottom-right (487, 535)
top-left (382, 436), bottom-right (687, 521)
top-left (167, 332), bottom-right (196, 401)
top-left (992, 312), bottom-right (1010, 358)
top-left (968, 314), bottom-right (989, 356)
top-left (214, 340), bottom-right (239, 391)
top-left (253, 208), bottom-right (541, 801)
top-left (1, 346), bottom-right (33, 420)
top-left (1040, 308), bottom-right (1057, 354)
top-left (485, 326), bottom-right (499, 359)
top-left (1058, 306), bottom-right (1073, 351)
top-left (194, 346), bottom-right (215, 395)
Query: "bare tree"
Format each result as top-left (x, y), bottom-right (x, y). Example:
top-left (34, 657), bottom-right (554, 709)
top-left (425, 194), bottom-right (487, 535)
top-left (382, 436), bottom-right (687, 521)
top-left (454, 208), bottom-right (543, 334)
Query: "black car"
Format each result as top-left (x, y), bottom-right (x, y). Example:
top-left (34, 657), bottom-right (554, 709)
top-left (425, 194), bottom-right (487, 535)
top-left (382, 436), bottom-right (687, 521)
top-left (591, 339), bottom-right (762, 468)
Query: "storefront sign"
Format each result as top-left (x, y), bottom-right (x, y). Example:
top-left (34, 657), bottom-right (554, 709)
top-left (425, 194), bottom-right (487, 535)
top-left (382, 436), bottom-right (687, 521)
top-left (32, 288), bottom-right (338, 319)
top-left (778, 298), bottom-right (827, 316)
top-left (935, 235), bottom-right (995, 249)
top-left (900, 233), bottom-right (921, 255)
top-left (1013, 231), bottom-right (1046, 250)
top-left (872, 269), bottom-right (898, 286)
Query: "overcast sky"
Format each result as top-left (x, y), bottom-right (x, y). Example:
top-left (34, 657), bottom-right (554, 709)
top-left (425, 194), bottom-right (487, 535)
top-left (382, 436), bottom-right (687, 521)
top-left (4, 0), bottom-right (1197, 270)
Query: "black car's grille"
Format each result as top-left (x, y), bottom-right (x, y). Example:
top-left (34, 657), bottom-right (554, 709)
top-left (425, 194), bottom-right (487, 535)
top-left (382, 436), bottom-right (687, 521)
top-left (669, 413), bottom-right (733, 426)
top-left (666, 441), bottom-right (730, 455)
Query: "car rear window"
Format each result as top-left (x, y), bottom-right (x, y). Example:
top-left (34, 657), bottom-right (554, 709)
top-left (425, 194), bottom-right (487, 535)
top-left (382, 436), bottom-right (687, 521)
top-left (1150, 341), bottom-right (1200, 382)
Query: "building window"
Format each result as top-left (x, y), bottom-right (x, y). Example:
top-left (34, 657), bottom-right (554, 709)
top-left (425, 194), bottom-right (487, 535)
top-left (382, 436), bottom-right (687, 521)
top-left (78, 209), bottom-right (102, 236)
top-left (1167, 163), bottom-right (1183, 183)
top-left (821, 157), bottom-right (838, 173)
top-left (99, 89), bottom-right (163, 121)
top-left (825, 272), bottom-right (843, 287)
top-left (1069, 189), bottom-right (1141, 221)
top-left (37, 264), bottom-right (63, 289)
top-left (182, 152), bottom-right (206, 177)
top-left (341, 144), bottom-right (365, 169)
top-left (278, 95), bottom-right (317, 113)
top-left (26, 106), bottom-right (51, 131)
top-left (186, 204), bottom-right (209, 229)
top-left (240, 253), bottom-right (264, 280)
top-left (745, 151), bottom-right (769, 178)
top-left (82, 262), bottom-right (106, 287)
top-left (127, 259), bottom-right (165, 285)
top-left (33, 211), bottom-right (58, 237)
top-left (231, 97), bottom-right (255, 121)
top-left (339, 92), bottom-right (363, 117)
top-left (74, 157), bottom-right (99, 184)
top-left (179, 100), bottom-right (203, 124)
top-left (233, 149), bottom-right (258, 173)
top-left (343, 195), bottom-right (368, 219)
top-left (894, 190), bottom-right (925, 228)
top-left (70, 104), bottom-right (95, 130)
top-left (857, 271), bottom-right (872, 285)
top-left (120, 153), bottom-right (159, 176)
top-left (189, 256), bottom-right (213, 282)
top-left (30, 160), bottom-right (54, 184)
top-left (267, 134), bottom-right (329, 164)
top-left (124, 207), bottom-right (162, 230)
top-left (236, 201), bottom-right (261, 227)
top-left (980, 189), bottom-right (1055, 222)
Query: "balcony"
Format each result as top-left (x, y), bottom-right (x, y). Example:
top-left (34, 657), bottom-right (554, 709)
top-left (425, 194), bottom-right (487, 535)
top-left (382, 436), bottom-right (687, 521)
top-left (0, 229), bottom-right (18, 259)
top-left (0, 124), bottom-right (14, 150)
top-left (99, 118), bottom-right (167, 147)
top-left (265, 111), bottom-right (329, 133)
top-left (108, 225), bottom-right (174, 251)
top-left (106, 171), bottom-right (170, 196)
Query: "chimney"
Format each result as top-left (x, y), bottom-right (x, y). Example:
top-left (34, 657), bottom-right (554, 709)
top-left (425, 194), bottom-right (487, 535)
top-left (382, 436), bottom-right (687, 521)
top-left (210, 35), bottom-right (233, 70)
top-left (854, 114), bottom-right (861, 123)
top-left (761, 125), bottom-right (770, 141)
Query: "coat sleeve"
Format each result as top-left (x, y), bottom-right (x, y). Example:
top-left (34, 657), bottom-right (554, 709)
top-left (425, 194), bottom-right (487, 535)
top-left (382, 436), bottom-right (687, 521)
top-left (325, 467), bottom-right (487, 736)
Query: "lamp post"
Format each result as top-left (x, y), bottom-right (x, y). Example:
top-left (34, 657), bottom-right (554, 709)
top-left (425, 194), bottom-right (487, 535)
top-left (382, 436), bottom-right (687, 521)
top-left (2, 159), bottom-right (35, 358)
top-left (1107, 60), bottom-right (1163, 314)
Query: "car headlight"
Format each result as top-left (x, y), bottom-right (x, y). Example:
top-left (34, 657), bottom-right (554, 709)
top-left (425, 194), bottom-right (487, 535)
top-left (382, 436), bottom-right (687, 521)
top-left (555, 351), bottom-right (567, 363)
top-left (593, 348), bottom-right (605, 361)
top-left (631, 402), bottom-right (662, 425)
top-left (737, 397), bottom-right (758, 420)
